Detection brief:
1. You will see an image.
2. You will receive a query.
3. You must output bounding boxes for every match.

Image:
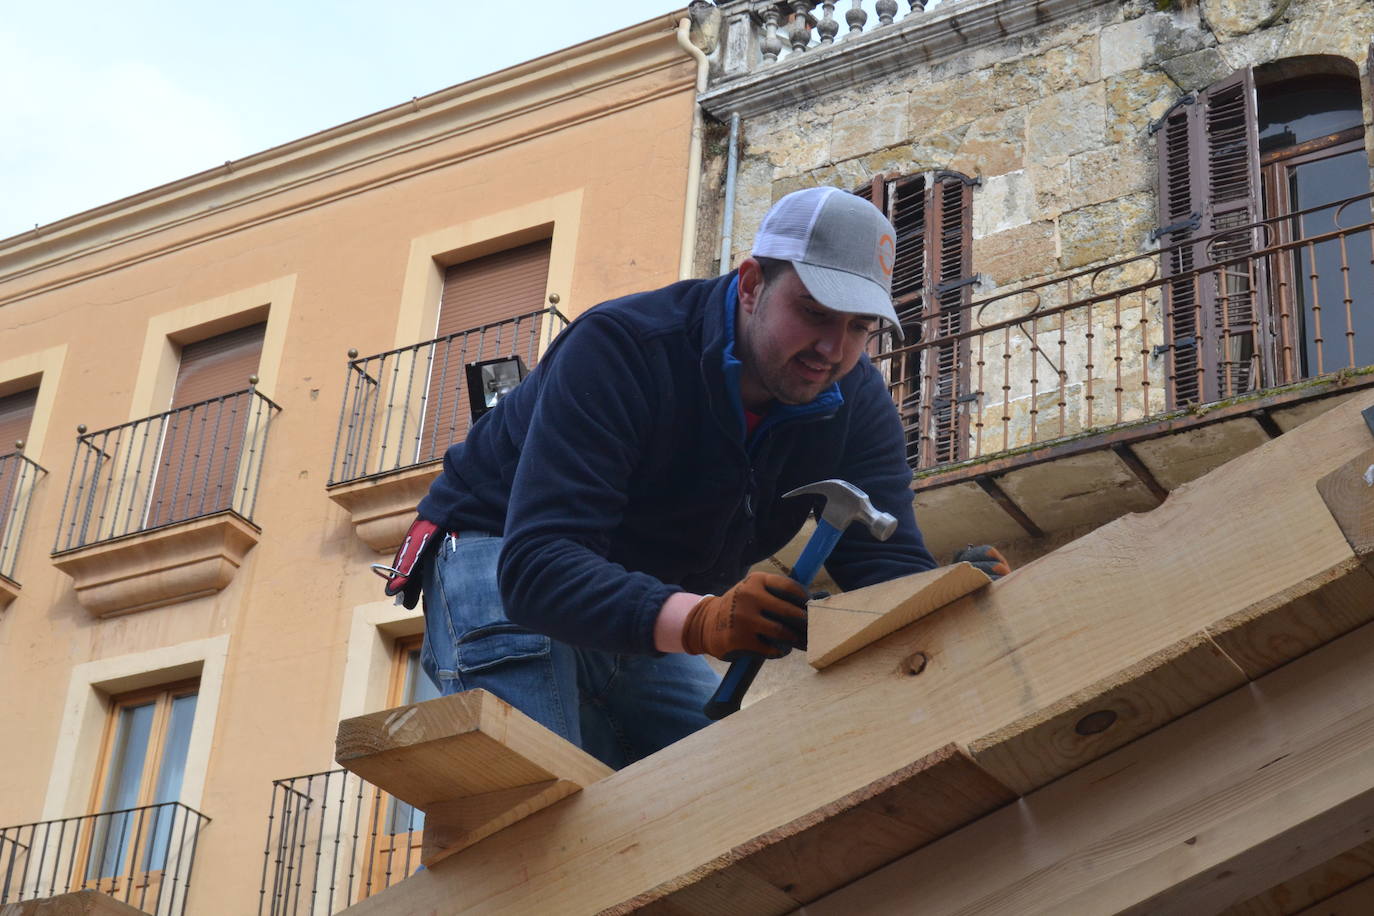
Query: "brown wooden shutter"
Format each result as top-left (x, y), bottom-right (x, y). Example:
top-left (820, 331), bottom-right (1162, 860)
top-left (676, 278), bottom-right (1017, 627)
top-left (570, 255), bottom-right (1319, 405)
top-left (1157, 69), bottom-right (1266, 405)
top-left (170, 323), bottom-right (266, 408)
top-left (923, 173), bottom-right (974, 467)
top-left (420, 240), bottom-right (552, 460)
top-left (0, 388), bottom-right (38, 567)
top-left (150, 323), bottom-right (266, 528)
top-left (436, 240), bottom-right (551, 338)
top-left (885, 174), bottom-right (928, 466)
top-left (0, 388), bottom-right (37, 455)
top-left (1201, 68), bottom-right (1267, 398)
top-left (854, 173), bottom-right (973, 468)
top-left (1157, 92), bottom-right (1205, 405)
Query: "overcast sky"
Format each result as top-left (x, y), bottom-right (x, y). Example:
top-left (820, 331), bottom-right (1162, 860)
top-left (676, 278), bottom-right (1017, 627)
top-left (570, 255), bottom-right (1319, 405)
top-left (0, 1), bottom-right (682, 240)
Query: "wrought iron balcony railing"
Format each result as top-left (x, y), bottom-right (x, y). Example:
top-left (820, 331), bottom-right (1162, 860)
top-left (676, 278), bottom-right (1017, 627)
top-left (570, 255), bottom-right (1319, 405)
top-left (0, 450), bottom-right (46, 583)
top-left (329, 307), bottom-right (567, 486)
top-left (0, 802), bottom-right (210, 916)
top-left (879, 191), bottom-right (1374, 469)
top-left (259, 768), bottom-right (424, 915)
top-left (53, 387), bottom-right (281, 553)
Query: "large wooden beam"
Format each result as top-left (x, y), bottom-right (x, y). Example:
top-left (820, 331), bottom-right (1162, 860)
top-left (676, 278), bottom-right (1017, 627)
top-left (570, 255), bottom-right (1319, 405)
top-left (339, 390), bottom-right (1374, 915)
top-left (804, 617), bottom-right (1374, 916)
top-left (336, 689), bottom-right (612, 865)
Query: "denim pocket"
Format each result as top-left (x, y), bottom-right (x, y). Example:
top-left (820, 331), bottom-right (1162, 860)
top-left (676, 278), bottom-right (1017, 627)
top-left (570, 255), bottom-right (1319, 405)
top-left (455, 625), bottom-right (551, 673)
top-left (435, 533), bottom-right (551, 675)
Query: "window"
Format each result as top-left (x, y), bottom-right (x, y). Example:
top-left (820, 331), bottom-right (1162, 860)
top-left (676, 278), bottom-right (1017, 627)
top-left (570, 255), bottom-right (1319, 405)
top-left (85, 682), bottom-right (198, 887)
top-left (856, 171), bottom-right (975, 467)
top-left (147, 323), bottom-right (266, 528)
top-left (366, 636), bottom-right (440, 885)
top-left (1154, 57), bottom-right (1371, 405)
top-left (1258, 72), bottom-right (1372, 381)
top-left (419, 240), bottom-right (551, 460)
top-left (0, 387), bottom-right (35, 455)
top-left (0, 387), bottom-right (37, 580)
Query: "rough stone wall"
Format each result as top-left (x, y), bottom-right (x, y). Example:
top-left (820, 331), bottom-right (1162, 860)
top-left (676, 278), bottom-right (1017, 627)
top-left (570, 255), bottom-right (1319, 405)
top-left (706, 0), bottom-right (1374, 456)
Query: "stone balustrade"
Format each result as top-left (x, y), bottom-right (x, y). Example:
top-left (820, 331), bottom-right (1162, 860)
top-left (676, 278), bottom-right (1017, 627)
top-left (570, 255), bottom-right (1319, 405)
top-left (696, 0), bottom-right (1109, 120)
top-left (708, 0), bottom-right (944, 78)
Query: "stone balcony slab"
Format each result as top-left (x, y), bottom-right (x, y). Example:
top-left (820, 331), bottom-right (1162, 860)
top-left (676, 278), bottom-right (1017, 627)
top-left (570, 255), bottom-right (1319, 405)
top-left (327, 463), bottom-right (441, 553)
top-left (51, 512), bottom-right (259, 617)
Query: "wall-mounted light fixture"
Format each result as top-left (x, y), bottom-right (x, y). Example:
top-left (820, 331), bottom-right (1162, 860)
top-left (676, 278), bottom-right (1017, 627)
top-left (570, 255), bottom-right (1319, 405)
top-left (466, 356), bottom-right (528, 419)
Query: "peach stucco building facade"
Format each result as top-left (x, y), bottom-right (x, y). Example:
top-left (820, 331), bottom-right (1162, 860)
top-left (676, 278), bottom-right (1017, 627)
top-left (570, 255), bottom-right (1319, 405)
top-left (0, 13), bottom-right (701, 914)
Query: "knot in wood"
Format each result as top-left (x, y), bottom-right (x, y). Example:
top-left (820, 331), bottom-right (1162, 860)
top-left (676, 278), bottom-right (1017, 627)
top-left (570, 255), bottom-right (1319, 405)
top-left (900, 651), bottom-right (929, 677)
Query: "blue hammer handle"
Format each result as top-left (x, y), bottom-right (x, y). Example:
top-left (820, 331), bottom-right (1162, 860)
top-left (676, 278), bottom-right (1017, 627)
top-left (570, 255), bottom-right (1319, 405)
top-left (703, 519), bottom-right (842, 720)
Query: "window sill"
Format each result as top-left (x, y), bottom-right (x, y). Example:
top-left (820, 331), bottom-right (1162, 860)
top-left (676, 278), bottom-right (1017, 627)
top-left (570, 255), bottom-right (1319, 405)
top-left (327, 463), bottom-right (441, 553)
top-left (52, 512), bottom-right (260, 618)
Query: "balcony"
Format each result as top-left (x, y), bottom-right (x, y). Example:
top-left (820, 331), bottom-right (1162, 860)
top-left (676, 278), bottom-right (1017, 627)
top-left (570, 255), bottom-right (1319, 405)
top-left (258, 768), bottom-right (421, 915)
top-left (0, 802), bottom-right (210, 916)
top-left (50, 387), bottom-right (281, 616)
top-left (883, 191), bottom-right (1374, 561)
top-left (0, 449), bottom-right (46, 609)
top-left (327, 307), bottom-right (567, 551)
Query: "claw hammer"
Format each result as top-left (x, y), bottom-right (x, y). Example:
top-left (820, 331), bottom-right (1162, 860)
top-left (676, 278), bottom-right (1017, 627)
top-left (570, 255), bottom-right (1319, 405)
top-left (703, 478), bottom-right (898, 720)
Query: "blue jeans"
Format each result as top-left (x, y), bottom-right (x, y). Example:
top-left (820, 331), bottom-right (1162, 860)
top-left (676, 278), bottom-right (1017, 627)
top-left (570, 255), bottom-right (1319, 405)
top-left (420, 531), bottom-right (719, 769)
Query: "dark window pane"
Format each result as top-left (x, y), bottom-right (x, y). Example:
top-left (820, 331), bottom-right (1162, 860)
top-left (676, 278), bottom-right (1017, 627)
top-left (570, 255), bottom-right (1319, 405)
top-left (1287, 148), bottom-right (1374, 374)
top-left (1258, 75), bottom-right (1362, 153)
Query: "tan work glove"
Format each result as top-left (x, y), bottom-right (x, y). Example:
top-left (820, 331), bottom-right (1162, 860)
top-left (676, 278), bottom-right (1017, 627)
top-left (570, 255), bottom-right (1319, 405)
top-left (681, 572), bottom-right (809, 661)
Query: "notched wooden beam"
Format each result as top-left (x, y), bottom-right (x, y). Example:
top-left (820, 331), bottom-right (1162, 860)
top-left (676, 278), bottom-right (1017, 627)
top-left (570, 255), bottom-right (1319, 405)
top-left (608, 744), bottom-right (1016, 915)
top-left (969, 630), bottom-right (1248, 795)
top-left (335, 689), bottom-right (612, 865)
top-left (807, 563), bottom-right (991, 670)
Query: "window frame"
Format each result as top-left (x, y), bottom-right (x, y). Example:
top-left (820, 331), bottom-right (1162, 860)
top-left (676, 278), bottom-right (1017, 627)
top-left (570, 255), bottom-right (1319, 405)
top-left (81, 678), bottom-right (200, 888)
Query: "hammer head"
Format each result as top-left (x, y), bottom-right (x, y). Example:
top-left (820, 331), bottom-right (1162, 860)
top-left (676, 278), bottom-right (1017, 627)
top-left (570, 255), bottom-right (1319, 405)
top-left (782, 479), bottom-right (897, 541)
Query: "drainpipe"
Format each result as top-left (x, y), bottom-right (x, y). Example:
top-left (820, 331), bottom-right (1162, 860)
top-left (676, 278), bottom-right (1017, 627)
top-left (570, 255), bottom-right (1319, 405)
top-left (676, 17), bottom-right (709, 280)
top-left (719, 111), bottom-right (741, 273)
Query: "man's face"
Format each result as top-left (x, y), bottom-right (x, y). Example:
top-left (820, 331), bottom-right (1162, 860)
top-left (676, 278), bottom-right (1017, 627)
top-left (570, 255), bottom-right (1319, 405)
top-left (735, 259), bottom-right (876, 410)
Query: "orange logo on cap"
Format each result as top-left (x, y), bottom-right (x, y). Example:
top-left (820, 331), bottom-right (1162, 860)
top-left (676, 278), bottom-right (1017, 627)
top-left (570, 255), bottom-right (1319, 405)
top-left (877, 234), bottom-right (895, 276)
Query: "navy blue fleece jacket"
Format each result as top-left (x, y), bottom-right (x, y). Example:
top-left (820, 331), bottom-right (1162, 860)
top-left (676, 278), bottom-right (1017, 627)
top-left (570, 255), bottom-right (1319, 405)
top-left (417, 273), bottom-right (935, 655)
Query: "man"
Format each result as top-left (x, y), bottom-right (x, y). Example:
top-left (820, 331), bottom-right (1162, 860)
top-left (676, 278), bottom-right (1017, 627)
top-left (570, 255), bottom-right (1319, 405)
top-left (383, 186), bottom-right (1005, 769)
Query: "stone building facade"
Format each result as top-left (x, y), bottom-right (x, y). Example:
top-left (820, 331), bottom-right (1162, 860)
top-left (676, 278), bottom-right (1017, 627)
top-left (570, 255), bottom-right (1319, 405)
top-left (690, 0), bottom-right (1374, 562)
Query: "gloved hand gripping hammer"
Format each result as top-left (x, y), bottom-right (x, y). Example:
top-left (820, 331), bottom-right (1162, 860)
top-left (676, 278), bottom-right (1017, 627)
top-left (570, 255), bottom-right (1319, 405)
top-left (703, 479), bottom-right (897, 720)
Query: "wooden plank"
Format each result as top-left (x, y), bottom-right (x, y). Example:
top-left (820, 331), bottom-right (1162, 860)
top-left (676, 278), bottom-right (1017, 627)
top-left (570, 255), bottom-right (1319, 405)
top-left (339, 390), bottom-right (1374, 916)
top-left (1293, 874), bottom-right (1374, 916)
top-left (1222, 838), bottom-right (1374, 916)
top-left (1207, 558), bottom-right (1374, 679)
top-left (611, 744), bottom-right (1015, 914)
top-left (335, 689), bottom-right (612, 864)
top-left (969, 630), bottom-right (1248, 795)
top-left (1317, 445), bottom-right (1374, 559)
top-left (807, 563), bottom-right (990, 670)
top-left (805, 619), bottom-right (1374, 916)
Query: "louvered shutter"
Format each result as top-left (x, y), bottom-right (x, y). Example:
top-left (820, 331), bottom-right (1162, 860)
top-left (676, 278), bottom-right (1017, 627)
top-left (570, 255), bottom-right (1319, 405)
top-left (419, 240), bottom-right (551, 460)
top-left (855, 173), bottom-right (973, 468)
top-left (0, 388), bottom-right (37, 562)
top-left (885, 175), bottom-right (928, 466)
top-left (1157, 93), bottom-right (1205, 404)
top-left (149, 323), bottom-right (265, 528)
top-left (1157, 70), bottom-right (1267, 405)
top-left (0, 388), bottom-right (36, 456)
top-left (922, 174), bottom-right (974, 467)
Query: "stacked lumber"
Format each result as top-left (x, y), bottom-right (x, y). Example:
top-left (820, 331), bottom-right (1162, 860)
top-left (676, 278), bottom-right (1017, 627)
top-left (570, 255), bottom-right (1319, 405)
top-left (336, 390), bottom-right (1374, 915)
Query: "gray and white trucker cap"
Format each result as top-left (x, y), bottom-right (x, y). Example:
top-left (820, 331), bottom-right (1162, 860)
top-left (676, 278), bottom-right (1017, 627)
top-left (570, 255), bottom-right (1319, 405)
top-left (752, 186), bottom-right (902, 339)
